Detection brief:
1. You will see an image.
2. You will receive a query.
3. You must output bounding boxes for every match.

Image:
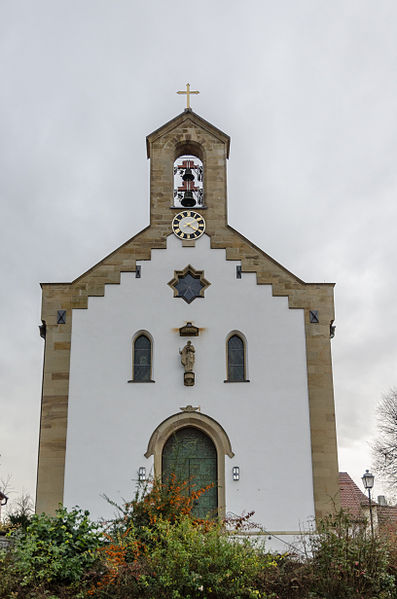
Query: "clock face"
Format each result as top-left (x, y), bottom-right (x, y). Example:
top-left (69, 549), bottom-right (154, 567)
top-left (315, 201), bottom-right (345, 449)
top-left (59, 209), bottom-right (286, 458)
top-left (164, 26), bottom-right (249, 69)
top-left (172, 210), bottom-right (206, 240)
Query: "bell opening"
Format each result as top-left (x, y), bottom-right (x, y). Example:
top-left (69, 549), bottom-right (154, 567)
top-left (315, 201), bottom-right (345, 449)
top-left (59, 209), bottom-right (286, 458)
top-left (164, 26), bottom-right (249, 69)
top-left (173, 155), bottom-right (204, 208)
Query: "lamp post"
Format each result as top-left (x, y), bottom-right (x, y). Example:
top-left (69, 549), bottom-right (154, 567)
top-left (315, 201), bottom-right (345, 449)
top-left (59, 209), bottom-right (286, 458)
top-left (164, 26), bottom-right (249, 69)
top-left (362, 469), bottom-right (375, 539)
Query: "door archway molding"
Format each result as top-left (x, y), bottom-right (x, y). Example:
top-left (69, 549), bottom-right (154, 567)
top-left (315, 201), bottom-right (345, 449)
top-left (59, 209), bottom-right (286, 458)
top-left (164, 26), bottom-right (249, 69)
top-left (145, 410), bottom-right (234, 517)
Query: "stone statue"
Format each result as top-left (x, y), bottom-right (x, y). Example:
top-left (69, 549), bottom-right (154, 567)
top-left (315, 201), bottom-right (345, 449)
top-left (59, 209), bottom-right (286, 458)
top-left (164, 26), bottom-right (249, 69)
top-left (180, 340), bottom-right (195, 373)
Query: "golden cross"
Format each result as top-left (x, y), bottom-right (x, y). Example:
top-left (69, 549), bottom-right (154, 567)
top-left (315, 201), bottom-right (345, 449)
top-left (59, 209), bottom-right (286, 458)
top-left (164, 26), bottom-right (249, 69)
top-left (177, 83), bottom-right (199, 109)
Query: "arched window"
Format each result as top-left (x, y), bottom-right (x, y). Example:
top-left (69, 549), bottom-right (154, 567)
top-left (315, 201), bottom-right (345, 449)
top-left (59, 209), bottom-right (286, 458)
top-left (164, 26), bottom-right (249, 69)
top-left (227, 334), bottom-right (246, 382)
top-left (133, 334), bottom-right (152, 382)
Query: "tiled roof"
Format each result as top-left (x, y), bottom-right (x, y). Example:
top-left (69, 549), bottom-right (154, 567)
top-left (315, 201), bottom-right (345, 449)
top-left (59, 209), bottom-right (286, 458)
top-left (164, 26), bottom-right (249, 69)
top-left (339, 472), bottom-right (370, 517)
top-left (339, 472), bottom-right (397, 527)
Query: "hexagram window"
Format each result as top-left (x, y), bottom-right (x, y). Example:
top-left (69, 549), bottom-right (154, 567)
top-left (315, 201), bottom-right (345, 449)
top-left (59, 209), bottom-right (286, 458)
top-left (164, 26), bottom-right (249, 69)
top-left (133, 334), bottom-right (152, 382)
top-left (227, 334), bottom-right (246, 382)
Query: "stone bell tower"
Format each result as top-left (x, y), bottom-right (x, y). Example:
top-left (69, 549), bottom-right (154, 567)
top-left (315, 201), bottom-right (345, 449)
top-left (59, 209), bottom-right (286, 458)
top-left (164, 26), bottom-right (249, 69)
top-left (146, 108), bottom-right (230, 232)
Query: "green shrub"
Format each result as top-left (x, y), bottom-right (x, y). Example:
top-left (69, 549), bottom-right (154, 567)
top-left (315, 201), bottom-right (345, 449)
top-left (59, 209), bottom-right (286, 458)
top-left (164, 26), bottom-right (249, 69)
top-left (255, 552), bottom-right (311, 599)
top-left (94, 515), bottom-right (273, 599)
top-left (254, 511), bottom-right (397, 599)
top-left (11, 506), bottom-right (102, 588)
top-left (149, 517), bottom-right (273, 599)
top-left (307, 510), bottom-right (395, 599)
top-left (1, 488), bottom-right (396, 599)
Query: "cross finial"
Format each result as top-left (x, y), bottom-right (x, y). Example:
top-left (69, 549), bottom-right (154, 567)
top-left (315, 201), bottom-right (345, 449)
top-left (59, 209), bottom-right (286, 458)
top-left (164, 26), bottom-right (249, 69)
top-left (177, 83), bottom-right (199, 110)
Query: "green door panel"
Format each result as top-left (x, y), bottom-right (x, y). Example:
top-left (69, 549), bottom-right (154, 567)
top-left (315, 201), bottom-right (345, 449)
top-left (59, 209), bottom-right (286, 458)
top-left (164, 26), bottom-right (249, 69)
top-left (162, 427), bottom-right (218, 519)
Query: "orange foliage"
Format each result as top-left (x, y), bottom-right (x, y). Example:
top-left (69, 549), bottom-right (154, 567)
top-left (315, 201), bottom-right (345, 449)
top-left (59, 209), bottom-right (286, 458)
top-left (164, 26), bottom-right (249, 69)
top-left (139, 473), bottom-right (214, 525)
top-left (89, 475), bottom-right (215, 595)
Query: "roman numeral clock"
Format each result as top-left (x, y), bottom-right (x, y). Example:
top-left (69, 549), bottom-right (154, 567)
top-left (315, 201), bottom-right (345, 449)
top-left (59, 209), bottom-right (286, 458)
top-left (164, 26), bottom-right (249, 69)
top-left (172, 210), bottom-right (206, 240)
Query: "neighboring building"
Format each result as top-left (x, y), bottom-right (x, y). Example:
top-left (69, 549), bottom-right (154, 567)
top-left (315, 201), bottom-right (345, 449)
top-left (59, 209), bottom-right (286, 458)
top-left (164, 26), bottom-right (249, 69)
top-left (339, 472), bottom-right (397, 531)
top-left (339, 471), bottom-right (373, 521)
top-left (36, 107), bottom-right (339, 547)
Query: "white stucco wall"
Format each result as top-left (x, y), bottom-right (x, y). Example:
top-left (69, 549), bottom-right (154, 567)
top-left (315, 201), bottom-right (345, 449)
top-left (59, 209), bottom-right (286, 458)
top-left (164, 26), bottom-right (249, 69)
top-left (64, 234), bottom-right (314, 534)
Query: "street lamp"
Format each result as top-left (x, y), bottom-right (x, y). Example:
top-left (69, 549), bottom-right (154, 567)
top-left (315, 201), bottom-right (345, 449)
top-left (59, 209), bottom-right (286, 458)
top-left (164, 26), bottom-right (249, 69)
top-left (362, 469), bottom-right (375, 538)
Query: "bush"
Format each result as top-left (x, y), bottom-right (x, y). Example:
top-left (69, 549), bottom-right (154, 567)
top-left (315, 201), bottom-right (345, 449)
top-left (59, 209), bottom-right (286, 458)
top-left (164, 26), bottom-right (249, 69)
top-left (105, 474), bottom-right (213, 532)
top-left (10, 506), bottom-right (102, 590)
top-left (1, 483), bottom-right (397, 599)
top-left (254, 511), bottom-right (397, 599)
top-left (255, 552), bottom-right (312, 599)
top-left (93, 477), bottom-right (274, 598)
top-left (93, 515), bottom-right (272, 599)
top-left (307, 510), bottom-right (395, 599)
top-left (92, 482), bottom-right (397, 599)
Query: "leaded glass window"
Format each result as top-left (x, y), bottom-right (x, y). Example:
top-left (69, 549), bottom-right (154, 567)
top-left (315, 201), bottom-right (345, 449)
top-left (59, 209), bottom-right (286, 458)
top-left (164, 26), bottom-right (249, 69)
top-left (168, 264), bottom-right (211, 304)
top-left (175, 272), bottom-right (204, 303)
top-left (227, 335), bottom-right (245, 381)
top-left (133, 334), bottom-right (151, 381)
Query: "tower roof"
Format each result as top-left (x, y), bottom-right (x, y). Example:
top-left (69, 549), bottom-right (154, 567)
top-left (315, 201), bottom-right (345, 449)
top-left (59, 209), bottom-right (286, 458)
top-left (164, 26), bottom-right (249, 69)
top-left (146, 109), bottom-right (231, 159)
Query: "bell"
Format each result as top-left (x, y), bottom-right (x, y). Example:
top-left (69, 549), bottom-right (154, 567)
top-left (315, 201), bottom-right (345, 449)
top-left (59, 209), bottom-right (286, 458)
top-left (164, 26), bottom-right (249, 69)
top-left (181, 190), bottom-right (195, 207)
top-left (182, 167), bottom-right (194, 181)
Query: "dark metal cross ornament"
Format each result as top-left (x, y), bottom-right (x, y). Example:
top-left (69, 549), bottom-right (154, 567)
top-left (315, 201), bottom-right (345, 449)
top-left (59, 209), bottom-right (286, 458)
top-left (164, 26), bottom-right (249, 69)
top-left (57, 310), bottom-right (66, 324)
top-left (177, 83), bottom-right (199, 109)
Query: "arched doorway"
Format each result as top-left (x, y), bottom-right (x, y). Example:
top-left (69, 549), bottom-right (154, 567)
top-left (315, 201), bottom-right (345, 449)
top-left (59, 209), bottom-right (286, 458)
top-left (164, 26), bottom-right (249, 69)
top-left (145, 410), bottom-right (234, 518)
top-left (162, 427), bottom-right (217, 518)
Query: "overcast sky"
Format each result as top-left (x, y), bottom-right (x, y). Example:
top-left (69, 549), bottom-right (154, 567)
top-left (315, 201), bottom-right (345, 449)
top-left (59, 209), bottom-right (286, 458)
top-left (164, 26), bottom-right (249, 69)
top-left (1, 1), bottom-right (397, 510)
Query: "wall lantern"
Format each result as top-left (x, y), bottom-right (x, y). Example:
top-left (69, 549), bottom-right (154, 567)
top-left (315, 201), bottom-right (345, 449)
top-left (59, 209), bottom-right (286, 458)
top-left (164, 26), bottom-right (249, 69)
top-left (138, 467), bottom-right (146, 482)
top-left (232, 466), bottom-right (240, 481)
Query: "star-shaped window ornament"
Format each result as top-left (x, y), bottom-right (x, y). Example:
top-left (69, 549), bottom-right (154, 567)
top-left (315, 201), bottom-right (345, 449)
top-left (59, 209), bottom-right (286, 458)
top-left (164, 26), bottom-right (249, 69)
top-left (168, 264), bottom-right (211, 304)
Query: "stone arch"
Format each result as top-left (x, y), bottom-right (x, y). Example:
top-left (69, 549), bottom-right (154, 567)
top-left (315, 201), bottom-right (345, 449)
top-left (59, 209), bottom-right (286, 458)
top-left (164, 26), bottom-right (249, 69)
top-left (145, 410), bottom-right (234, 517)
top-left (173, 139), bottom-right (205, 162)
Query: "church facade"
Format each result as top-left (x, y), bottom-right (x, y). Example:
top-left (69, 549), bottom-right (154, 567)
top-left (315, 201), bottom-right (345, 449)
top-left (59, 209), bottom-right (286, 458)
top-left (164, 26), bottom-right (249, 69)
top-left (36, 109), bottom-right (339, 546)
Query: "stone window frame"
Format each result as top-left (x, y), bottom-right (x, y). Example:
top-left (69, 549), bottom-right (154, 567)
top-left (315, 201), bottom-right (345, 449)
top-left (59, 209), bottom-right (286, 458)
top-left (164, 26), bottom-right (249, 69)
top-left (168, 264), bottom-right (211, 304)
top-left (144, 411), bottom-right (234, 518)
top-left (128, 330), bottom-right (155, 383)
top-left (225, 330), bottom-right (249, 383)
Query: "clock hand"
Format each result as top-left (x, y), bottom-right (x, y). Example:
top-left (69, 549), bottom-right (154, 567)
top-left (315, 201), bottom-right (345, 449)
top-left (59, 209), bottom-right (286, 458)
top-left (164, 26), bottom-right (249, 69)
top-left (186, 221), bottom-right (198, 231)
